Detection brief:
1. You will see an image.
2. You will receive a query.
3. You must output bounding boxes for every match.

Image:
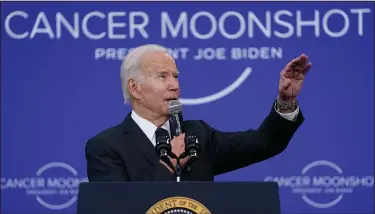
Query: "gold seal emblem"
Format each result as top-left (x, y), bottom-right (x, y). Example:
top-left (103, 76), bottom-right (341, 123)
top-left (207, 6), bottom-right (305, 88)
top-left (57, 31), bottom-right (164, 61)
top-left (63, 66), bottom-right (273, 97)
top-left (146, 196), bottom-right (211, 214)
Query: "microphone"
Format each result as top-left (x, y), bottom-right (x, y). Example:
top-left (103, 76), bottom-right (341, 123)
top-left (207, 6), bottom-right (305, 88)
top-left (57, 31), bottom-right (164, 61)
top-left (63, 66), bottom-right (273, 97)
top-left (185, 135), bottom-right (201, 159)
top-left (168, 100), bottom-right (183, 138)
top-left (182, 135), bottom-right (201, 172)
top-left (155, 128), bottom-right (175, 171)
top-left (167, 100), bottom-right (201, 178)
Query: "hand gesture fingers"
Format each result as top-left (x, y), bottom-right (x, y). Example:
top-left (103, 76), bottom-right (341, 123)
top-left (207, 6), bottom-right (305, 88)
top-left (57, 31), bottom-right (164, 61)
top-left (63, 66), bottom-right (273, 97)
top-left (282, 54), bottom-right (312, 76)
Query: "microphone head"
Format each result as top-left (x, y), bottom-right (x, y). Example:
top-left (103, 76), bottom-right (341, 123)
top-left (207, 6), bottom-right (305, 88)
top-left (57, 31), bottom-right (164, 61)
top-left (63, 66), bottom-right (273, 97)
top-left (155, 128), bottom-right (170, 143)
top-left (168, 99), bottom-right (182, 115)
top-left (155, 128), bottom-right (171, 156)
top-left (185, 135), bottom-right (201, 157)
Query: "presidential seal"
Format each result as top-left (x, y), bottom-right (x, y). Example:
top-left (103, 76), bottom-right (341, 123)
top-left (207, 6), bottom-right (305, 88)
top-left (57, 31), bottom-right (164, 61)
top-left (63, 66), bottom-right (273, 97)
top-left (146, 196), bottom-right (211, 214)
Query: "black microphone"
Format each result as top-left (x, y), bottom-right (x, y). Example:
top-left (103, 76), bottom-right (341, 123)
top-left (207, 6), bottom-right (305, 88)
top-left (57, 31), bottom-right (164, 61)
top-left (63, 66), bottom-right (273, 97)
top-left (181, 135), bottom-right (201, 173)
top-left (168, 100), bottom-right (183, 138)
top-left (185, 135), bottom-right (201, 159)
top-left (155, 128), bottom-right (175, 171)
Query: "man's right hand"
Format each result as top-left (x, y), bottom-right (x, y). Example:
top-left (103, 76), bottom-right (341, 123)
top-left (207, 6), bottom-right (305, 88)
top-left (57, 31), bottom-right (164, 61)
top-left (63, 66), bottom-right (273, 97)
top-left (159, 133), bottom-right (189, 173)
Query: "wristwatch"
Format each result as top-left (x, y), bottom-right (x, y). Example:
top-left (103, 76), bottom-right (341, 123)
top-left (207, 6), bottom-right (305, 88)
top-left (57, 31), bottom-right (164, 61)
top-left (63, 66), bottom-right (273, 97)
top-left (276, 98), bottom-right (298, 112)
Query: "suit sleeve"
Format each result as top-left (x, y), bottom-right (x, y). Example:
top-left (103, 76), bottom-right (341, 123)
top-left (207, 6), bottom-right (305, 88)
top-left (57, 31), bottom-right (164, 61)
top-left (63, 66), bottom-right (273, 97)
top-left (85, 137), bottom-right (129, 182)
top-left (85, 137), bottom-right (175, 182)
top-left (203, 103), bottom-right (304, 176)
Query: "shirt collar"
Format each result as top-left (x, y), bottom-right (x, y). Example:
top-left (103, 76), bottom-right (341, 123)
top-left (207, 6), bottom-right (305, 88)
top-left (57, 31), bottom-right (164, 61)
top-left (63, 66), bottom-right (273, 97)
top-left (131, 110), bottom-right (170, 146)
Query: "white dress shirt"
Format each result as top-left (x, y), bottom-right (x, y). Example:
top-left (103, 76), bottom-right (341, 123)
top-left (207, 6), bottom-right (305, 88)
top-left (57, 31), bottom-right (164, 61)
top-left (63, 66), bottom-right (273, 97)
top-left (131, 110), bottom-right (171, 146)
top-left (131, 106), bottom-right (299, 146)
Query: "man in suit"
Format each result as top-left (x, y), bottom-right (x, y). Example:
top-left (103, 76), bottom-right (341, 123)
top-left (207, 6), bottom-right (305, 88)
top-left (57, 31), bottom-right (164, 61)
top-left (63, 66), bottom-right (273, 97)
top-left (85, 44), bottom-right (312, 182)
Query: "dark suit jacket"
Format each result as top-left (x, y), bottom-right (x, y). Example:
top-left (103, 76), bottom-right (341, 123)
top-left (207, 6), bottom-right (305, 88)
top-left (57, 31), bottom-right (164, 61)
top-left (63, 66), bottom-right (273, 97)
top-left (85, 103), bottom-right (304, 182)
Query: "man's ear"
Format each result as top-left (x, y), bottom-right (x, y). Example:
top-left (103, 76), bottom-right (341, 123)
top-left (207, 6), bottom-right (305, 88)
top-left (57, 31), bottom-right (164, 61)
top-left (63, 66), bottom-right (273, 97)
top-left (128, 79), bottom-right (142, 100)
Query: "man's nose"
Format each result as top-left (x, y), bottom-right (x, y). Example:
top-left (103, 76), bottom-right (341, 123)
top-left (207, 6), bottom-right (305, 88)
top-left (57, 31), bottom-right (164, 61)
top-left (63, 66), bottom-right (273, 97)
top-left (168, 77), bottom-right (180, 91)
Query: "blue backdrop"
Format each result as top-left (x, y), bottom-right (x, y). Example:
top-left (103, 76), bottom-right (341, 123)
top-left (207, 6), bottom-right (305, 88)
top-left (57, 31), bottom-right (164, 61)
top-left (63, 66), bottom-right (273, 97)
top-left (1, 1), bottom-right (374, 213)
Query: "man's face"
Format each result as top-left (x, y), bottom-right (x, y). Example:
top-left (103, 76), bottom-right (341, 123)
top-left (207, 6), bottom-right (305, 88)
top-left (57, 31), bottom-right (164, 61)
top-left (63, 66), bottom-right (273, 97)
top-left (137, 52), bottom-right (180, 116)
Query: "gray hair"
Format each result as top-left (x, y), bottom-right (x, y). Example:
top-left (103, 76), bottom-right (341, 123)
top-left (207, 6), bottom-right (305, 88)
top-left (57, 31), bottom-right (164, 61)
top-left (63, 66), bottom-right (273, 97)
top-left (120, 44), bottom-right (169, 104)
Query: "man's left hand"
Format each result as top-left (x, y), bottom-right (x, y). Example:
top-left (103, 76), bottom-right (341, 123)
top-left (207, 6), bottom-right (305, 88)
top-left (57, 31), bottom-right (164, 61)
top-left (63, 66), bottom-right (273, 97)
top-left (278, 54), bottom-right (312, 102)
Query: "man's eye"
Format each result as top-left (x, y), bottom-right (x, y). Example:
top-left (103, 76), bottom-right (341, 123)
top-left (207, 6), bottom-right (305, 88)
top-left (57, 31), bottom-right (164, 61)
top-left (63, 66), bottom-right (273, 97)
top-left (173, 74), bottom-right (179, 79)
top-left (159, 73), bottom-right (167, 78)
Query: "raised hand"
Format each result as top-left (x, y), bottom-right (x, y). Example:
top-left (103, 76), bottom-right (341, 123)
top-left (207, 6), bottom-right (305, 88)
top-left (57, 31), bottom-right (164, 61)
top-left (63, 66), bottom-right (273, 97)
top-left (278, 54), bottom-right (312, 102)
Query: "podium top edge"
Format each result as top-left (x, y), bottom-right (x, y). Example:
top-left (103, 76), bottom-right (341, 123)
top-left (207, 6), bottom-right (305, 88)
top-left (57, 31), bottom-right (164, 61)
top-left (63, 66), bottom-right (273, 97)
top-left (79, 181), bottom-right (279, 185)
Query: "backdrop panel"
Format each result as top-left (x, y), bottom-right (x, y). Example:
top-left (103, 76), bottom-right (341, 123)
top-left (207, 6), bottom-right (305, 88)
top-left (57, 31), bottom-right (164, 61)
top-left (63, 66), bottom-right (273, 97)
top-left (1, 2), bottom-right (374, 214)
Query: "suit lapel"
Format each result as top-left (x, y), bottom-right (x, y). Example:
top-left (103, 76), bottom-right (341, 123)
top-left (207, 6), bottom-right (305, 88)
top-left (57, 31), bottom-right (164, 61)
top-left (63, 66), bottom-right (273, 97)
top-left (121, 113), bottom-right (159, 166)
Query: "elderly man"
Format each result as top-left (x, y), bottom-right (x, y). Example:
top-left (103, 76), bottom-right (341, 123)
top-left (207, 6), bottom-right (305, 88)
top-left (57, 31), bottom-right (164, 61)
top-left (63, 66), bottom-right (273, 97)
top-left (85, 44), bottom-right (312, 182)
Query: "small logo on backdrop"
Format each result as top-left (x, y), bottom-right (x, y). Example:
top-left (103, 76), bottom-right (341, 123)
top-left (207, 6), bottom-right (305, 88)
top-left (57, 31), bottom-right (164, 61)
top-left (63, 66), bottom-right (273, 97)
top-left (1, 162), bottom-right (88, 210)
top-left (146, 196), bottom-right (211, 214)
top-left (264, 160), bottom-right (374, 208)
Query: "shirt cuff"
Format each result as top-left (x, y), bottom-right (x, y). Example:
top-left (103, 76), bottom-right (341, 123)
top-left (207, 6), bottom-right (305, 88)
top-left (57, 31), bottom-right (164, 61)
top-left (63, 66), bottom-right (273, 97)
top-left (275, 106), bottom-right (300, 122)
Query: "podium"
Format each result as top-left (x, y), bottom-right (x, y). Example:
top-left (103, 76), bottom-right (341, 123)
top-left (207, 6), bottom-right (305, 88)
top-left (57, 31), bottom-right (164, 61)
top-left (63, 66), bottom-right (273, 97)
top-left (76, 181), bottom-right (281, 214)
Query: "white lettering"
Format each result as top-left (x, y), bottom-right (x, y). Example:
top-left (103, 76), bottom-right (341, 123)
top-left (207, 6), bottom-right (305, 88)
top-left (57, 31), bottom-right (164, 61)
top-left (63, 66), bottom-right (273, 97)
top-left (292, 188), bottom-right (322, 194)
top-left (95, 47), bottom-right (192, 61)
top-left (273, 10), bottom-right (294, 38)
top-left (363, 176), bottom-right (374, 187)
top-left (218, 11), bottom-right (246, 39)
top-left (296, 10), bottom-right (320, 37)
top-left (30, 12), bottom-right (54, 39)
top-left (95, 48), bottom-right (105, 59)
top-left (336, 188), bottom-right (353, 193)
top-left (168, 48), bottom-right (190, 60)
top-left (82, 11), bottom-right (106, 39)
top-left (4, 9), bottom-right (372, 40)
top-left (4, 11), bottom-right (29, 39)
top-left (94, 48), bottom-right (135, 60)
top-left (129, 11), bottom-right (149, 38)
top-left (56, 12), bottom-right (79, 39)
top-left (231, 47), bottom-right (282, 60)
top-left (264, 176), bottom-right (311, 187)
top-left (161, 11), bottom-right (188, 38)
top-left (350, 8), bottom-right (371, 36)
top-left (108, 12), bottom-right (126, 39)
top-left (193, 48), bottom-right (226, 60)
top-left (312, 176), bottom-right (375, 187)
top-left (26, 189), bottom-right (57, 196)
top-left (47, 177), bottom-right (80, 188)
top-left (161, 9), bottom-right (372, 39)
top-left (248, 11), bottom-right (271, 38)
top-left (190, 11), bottom-right (217, 39)
top-left (323, 9), bottom-right (349, 37)
top-left (1, 178), bottom-right (45, 189)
